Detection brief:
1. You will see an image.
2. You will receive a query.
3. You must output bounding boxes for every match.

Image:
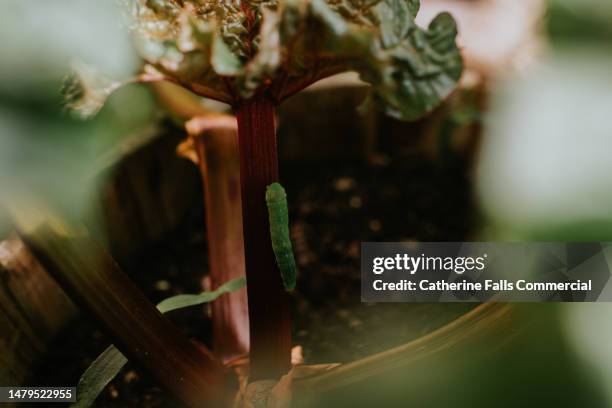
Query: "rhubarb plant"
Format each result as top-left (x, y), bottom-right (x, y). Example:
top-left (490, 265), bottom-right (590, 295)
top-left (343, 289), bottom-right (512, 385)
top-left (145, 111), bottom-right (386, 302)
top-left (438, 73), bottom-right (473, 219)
top-left (66, 0), bottom-right (462, 382)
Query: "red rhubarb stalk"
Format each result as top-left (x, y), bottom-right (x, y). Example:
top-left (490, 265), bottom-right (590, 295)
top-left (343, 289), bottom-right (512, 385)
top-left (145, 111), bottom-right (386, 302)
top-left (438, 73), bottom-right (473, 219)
top-left (235, 94), bottom-right (292, 380)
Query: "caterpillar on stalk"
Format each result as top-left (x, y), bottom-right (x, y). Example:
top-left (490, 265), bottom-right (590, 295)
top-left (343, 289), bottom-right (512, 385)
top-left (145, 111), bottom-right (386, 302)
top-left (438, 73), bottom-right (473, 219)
top-left (265, 182), bottom-right (297, 291)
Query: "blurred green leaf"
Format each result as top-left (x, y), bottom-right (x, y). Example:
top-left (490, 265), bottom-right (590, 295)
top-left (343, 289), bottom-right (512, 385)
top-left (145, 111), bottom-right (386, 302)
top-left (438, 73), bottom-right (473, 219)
top-left (0, 0), bottom-right (137, 101)
top-left (548, 0), bottom-right (612, 47)
top-left (0, 0), bottom-right (156, 230)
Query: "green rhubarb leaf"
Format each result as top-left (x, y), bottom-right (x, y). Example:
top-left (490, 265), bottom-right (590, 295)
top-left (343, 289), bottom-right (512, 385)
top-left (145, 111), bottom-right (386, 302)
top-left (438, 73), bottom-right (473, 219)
top-left (72, 276), bottom-right (246, 408)
top-left (212, 34), bottom-right (244, 76)
top-left (221, 0), bottom-right (459, 120)
top-left (275, 0), bottom-right (462, 120)
top-left (113, 0), bottom-right (461, 119)
top-left (407, 0), bottom-right (420, 18)
top-left (369, 9), bottom-right (463, 120)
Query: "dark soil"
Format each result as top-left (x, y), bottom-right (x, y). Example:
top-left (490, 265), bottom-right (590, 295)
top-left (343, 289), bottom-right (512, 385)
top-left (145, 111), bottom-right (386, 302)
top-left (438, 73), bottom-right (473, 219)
top-left (28, 154), bottom-right (476, 407)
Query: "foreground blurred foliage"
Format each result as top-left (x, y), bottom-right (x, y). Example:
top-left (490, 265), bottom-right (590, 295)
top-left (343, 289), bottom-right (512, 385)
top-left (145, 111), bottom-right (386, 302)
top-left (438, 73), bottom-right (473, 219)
top-left (476, 5), bottom-right (612, 405)
top-left (292, 304), bottom-right (606, 408)
top-left (0, 0), bottom-right (155, 232)
top-left (477, 0), bottom-right (612, 240)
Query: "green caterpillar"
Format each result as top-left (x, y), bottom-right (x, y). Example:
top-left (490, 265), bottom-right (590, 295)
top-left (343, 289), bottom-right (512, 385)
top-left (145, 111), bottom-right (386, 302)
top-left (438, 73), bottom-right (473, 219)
top-left (265, 182), bottom-right (297, 291)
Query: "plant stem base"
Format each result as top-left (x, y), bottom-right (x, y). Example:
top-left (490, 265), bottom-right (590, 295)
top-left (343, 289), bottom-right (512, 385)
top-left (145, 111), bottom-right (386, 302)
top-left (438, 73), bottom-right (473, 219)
top-left (236, 95), bottom-right (292, 380)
